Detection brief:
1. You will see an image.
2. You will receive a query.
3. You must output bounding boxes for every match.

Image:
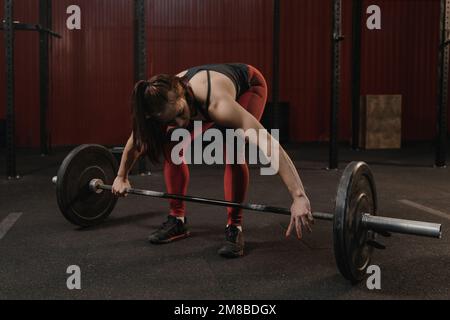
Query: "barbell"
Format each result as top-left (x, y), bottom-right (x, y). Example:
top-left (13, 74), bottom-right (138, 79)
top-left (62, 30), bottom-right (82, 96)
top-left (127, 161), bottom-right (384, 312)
top-left (52, 144), bottom-right (443, 283)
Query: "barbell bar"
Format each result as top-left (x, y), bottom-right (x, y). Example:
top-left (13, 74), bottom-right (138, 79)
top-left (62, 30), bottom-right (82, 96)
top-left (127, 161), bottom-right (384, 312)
top-left (52, 144), bottom-right (444, 283)
top-left (51, 176), bottom-right (442, 239)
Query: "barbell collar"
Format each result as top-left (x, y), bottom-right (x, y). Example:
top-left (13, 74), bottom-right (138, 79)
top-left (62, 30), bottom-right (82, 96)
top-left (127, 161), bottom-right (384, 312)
top-left (362, 214), bottom-right (442, 239)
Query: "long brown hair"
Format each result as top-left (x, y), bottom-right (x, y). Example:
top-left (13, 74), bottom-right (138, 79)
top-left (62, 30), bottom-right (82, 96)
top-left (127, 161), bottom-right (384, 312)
top-left (131, 74), bottom-right (193, 163)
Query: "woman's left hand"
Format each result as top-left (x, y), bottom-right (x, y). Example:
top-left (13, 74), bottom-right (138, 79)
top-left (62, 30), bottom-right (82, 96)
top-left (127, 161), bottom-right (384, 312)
top-left (286, 196), bottom-right (314, 239)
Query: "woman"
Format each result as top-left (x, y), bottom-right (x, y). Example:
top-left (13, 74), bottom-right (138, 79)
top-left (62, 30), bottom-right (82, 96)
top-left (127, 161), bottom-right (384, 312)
top-left (112, 63), bottom-right (313, 258)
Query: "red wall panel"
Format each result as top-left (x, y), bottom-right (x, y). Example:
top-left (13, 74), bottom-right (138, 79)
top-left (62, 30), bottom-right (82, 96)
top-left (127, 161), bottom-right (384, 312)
top-left (0, 0), bottom-right (40, 147)
top-left (1, 0), bottom-right (447, 147)
top-left (280, 0), bottom-right (442, 142)
top-left (280, 0), bottom-right (332, 142)
top-left (280, 0), bottom-right (354, 142)
top-left (50, 0), bottom-right (134, 146)
top-left (146, 0), bottom-right (273, 97)
top-left (360, 0), bottom-right (441, 141)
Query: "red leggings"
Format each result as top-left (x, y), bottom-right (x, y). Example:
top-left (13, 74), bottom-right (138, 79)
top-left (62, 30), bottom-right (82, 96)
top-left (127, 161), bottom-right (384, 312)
top-left (163, 65), bottom-right (268, 226)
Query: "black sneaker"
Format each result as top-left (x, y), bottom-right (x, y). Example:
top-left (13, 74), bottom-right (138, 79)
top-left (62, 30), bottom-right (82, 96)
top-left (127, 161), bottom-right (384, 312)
top-left (148, 216), bottom-right (190, 244)
top-left (218, 225), bottom-right (244, 258)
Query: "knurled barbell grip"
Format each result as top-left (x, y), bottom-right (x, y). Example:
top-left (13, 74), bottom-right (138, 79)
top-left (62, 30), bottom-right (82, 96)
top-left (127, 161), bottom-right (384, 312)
top-left (96, 182), bottom-right (334, 221)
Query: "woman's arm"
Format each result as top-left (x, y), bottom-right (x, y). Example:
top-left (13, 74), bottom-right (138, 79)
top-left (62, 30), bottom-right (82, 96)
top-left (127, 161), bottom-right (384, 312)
top-left (209, 97), bottom-right (314, 238)
top-left (112, 133), bottom-right (144, 197)
top-left (117, 133), bottom-right (143, 179)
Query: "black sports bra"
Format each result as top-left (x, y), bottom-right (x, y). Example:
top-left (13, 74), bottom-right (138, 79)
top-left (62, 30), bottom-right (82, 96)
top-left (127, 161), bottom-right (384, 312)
top-left (182, 63), bottom-right (250, 122)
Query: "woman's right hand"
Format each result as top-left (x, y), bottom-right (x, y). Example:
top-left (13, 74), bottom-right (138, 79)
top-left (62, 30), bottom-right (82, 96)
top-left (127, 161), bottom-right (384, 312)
top-left (112, 176), bottom-right (131, 197)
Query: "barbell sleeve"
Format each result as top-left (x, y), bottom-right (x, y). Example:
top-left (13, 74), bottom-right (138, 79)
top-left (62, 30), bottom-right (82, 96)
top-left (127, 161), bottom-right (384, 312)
top-left (362, 214), bottom-right (442, 239)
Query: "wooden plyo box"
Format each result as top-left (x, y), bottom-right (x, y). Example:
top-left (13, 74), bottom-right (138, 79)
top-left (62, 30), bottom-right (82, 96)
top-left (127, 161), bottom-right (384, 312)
top-left (359, 95), bottom-right (402, 149)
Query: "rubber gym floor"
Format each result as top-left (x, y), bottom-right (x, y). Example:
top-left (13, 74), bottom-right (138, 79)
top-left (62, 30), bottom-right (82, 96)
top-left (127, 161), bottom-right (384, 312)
top-left (0, 142), bottom-right (449, 300)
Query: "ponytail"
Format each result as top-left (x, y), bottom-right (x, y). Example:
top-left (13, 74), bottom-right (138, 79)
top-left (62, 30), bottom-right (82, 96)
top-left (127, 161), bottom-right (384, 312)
top-left (131, 80), bottom-right (165, 164)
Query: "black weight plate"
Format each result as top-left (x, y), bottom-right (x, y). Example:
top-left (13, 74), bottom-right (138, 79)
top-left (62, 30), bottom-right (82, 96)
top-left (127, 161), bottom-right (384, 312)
top-left (56, 144), bottom-right (118, 227)
top-left (333, 162), bottom-right (377, 283)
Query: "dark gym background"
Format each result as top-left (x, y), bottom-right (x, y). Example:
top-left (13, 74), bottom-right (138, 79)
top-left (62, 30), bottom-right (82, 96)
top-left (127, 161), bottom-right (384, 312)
top-left (1, 0), bottom-right (450, 301)
top-left (0, 0), bottom-right (446, 148)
